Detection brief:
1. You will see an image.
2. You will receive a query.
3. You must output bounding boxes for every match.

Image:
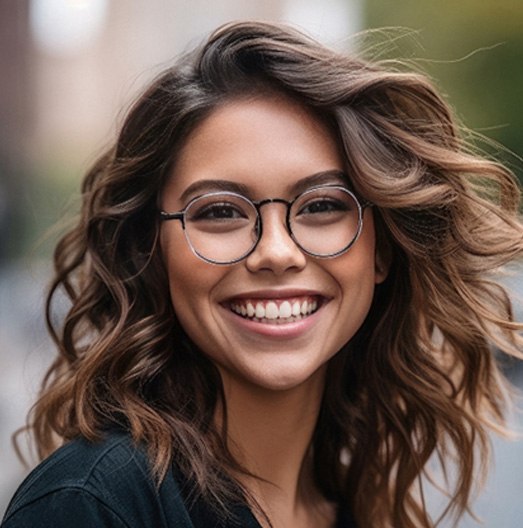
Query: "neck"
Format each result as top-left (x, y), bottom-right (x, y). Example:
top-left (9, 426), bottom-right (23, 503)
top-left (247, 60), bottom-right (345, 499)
top-left (216, 367), bottom-right (333, 527)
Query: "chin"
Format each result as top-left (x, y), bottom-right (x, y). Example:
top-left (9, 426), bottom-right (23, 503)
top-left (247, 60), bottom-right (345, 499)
top-left (238, 363), bottom-right (328, 393)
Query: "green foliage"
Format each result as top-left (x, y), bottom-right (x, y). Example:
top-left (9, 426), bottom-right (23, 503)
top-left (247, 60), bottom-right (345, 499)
top-left (365, 0), bottom-right (523, 182)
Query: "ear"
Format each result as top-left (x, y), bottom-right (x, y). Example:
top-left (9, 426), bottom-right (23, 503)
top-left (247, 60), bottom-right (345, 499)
top-left (374, 241), bottom-right (392, 285)
top-left (370, 209), bottom-right (392, 285)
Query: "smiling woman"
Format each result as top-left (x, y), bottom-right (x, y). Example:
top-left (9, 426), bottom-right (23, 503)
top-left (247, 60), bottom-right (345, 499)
top-left (2, 21), bottom-right (523, 528)
top-left (159, 96), bottom-right (385, 395)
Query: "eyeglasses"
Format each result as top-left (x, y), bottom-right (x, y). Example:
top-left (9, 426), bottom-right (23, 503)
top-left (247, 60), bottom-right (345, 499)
top-left (160, 185), bottom-right (370, 265)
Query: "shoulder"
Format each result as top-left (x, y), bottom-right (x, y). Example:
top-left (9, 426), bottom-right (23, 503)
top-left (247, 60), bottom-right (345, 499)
top-left (5, 432), bottom-right (151, 512)
top-left (2, 432), bottom-right (193, 528)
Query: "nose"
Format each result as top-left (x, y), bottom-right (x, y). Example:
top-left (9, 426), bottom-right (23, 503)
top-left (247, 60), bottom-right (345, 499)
top-left (245, 205), bottom-right (307, 275)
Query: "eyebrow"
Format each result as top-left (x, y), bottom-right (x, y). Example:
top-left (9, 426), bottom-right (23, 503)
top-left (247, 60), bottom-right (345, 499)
top-left (292, 170), bottom-right (348, 195)
top-left (179, 170), bottom-right (348, 203)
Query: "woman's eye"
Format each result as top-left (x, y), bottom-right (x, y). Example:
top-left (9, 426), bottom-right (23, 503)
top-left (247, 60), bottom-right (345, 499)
top-left (299, 199), bottom-right (348, 215)
top-left (192, 203), bottom-right (246, 221)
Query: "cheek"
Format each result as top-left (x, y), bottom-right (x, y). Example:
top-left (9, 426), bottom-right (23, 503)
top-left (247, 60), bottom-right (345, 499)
top-left (326, 215), bottom-right (379, 328)
top-left (329, 252), bottom-right (378, 314)
top-left (160, 226), bottom-right (225, 341)
top-left (338, 212), bottom-right (379, 285)
top-left (161, 227), bottom-right (203, 316)
top-left (164, 258), bottom-right (208, 313)
top-left (164, 259), bottom-right (214, 353)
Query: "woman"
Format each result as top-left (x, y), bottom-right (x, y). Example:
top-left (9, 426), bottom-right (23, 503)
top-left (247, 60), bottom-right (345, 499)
top-left (3, 21), bottom-right (523, 528)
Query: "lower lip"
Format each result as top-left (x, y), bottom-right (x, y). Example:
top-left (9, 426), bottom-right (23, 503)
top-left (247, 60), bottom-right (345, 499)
top-left (220, 304), bottom-right (325, 340)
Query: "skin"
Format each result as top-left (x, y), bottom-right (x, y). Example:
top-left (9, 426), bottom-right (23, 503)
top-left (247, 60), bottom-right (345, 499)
top-left (160, 94), bottom-right (388, 527)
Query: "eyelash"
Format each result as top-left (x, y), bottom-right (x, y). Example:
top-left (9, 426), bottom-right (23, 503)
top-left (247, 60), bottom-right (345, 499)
top-left (192, 203), bottom-right (247, 220)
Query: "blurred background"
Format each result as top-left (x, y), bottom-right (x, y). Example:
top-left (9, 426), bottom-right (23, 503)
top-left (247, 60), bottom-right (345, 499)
top-left (1, 0), bottom-right (522, 525)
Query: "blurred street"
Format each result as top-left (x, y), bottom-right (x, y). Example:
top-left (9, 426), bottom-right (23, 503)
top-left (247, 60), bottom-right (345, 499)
top-left (0, 261), bottom-right (54, 514)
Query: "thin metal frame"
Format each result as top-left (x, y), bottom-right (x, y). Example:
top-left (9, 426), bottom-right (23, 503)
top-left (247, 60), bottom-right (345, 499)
top-left (160, 185), bottom-right (371, 265)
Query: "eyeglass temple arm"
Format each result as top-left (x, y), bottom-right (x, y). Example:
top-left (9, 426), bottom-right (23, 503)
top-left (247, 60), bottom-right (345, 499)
top-left (159, 211), bottom-right (184, 221)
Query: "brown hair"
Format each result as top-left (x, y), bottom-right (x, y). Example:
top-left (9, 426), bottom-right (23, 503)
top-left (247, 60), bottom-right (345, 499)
top-left (22, 21), bottom-right (523, 527)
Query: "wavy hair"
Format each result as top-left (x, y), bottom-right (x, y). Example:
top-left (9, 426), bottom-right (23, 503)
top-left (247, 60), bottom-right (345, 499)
top-left (22, 21), bottom-right (523, 527)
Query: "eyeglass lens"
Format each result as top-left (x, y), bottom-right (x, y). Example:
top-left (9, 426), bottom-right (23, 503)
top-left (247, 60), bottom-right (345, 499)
top-left (182, 187), bottom-right (362, 264)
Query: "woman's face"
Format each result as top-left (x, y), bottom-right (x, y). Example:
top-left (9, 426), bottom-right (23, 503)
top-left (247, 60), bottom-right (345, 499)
top-left (160, 95), bottom-right (387, 393)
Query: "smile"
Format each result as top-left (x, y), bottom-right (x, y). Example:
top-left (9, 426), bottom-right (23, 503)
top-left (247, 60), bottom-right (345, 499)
top-left (228, 296), bottom-right (321, 324)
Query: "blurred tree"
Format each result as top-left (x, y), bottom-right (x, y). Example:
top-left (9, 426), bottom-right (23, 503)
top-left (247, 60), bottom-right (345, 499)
top-left (364, 0), bottom-right (523, 182)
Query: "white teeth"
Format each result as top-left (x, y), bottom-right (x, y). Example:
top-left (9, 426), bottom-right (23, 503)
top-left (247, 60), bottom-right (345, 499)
top-left (230, 297), bottom-right (321, 322)
top-left (265, 302), bottom-right (278, 319)
top-left (255, 303), bottom-right (265, 319)
top-left (300, 300), bottom-right (308, 315)
top-left (279, 301), bottom-right (292, 318)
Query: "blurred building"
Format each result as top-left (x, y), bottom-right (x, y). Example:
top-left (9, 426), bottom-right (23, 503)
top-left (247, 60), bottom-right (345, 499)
top-left (30, 0), bottom-right (362, 178)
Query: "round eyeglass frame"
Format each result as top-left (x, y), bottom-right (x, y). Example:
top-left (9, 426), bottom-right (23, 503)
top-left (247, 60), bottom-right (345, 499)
top-left (159, 185), bottom-right (372, 265)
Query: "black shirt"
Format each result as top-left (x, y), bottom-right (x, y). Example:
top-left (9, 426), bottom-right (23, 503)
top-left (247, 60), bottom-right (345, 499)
top-left (2, 432), bottom-right (356, 527)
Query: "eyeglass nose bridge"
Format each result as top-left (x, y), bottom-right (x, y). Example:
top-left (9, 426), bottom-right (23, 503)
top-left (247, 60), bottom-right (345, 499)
top-left (254, 197), bottom-right (292, 213)
top-left (248, 196), bottom-right (301, 257)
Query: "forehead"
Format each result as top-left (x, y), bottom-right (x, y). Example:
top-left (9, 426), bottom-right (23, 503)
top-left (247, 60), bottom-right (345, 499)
top-left (162, 95), bottom-right (346, 204)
